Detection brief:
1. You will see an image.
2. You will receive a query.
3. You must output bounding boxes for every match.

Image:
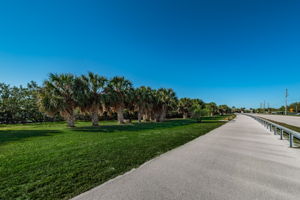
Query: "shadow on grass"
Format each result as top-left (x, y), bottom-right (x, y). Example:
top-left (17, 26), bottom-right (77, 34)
top-left (0, 119), bottom-right (223, 144)
top-left (201, 115), bottom-right (232, 120)
top-left (201, 120), bottom-right (228, 123)
top-left (73, 119), bottom-right (199, 133)
top-left (0, 130), bottom-right (62, 144)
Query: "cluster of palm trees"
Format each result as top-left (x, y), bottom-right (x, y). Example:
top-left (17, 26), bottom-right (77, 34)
top-left (177, 98), bottom-right (232, 118)
top-left (38, 72), bottom-right (232, 127)
top-left (38, 73), bottom-right (178, 127)
top-left (178, 98), bottom-right (204, 119)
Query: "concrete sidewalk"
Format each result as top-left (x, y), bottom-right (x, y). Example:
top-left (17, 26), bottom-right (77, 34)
top-left (72, 115), bottom-right (300, 200)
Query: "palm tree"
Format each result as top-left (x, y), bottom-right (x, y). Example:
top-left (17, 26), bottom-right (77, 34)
top-left (206, 102), bottom-right (218, 116)
top-left (78, 72), bottom-right (107, 126)
top-left (156, 88), bottom-right (177, 122)
top-left (178, 98), bottom-right (193, 119)
top-left (140, 88), bottom-right (156, 122)
top-left (147, 89), bottom-right (160, 122)
top-left (191, 99), bottom-right (205, 108)
top-left (105, 76), bottom-right (133, 124)
top-left (37, 73), bottom-right (80, 127)
top-left (218, 104), bottom-right (231, 115)
top-left (123, 88), bottom-right (137, 123)
top-left (134, 86), bottom-right (152, 122)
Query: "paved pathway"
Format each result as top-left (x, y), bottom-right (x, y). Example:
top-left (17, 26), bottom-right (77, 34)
top-left (251, 114), bottom-right (300, 127)
top-left (73, 114), bottom-right (300, 200)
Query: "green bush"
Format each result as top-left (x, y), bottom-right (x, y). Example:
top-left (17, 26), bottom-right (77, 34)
top-left (191, 104), bottom-right (210, 122)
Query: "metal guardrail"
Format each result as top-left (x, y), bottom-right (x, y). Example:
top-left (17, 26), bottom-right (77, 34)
top-left (245, 114), bottom-right (300, 147)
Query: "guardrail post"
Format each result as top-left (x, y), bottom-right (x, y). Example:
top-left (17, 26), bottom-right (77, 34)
top-left (289, 133), bottom-right (294, 148)
top-left (274, 127), bottom-right (277, 135)
top-left (270, 124), bottom-right (272, 132)
top-left (280, 129), bottom-right (283, 140)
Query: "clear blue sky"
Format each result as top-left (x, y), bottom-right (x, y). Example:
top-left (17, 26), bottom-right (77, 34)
top-left (0, 0), bottom-right (300, 108)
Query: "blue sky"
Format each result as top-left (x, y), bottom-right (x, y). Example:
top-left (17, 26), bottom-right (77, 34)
top-left (0, 0), bottom-right (300, 108)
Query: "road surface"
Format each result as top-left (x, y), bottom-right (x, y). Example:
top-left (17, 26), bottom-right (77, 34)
top-left (251, 114), bottom-right (300, 127)
top-left (72, 114), bottom-right (300, 200)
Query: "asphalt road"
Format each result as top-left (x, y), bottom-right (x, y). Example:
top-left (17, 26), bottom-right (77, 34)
top-left (251, 114), bottom-right (300, 127)
top-left (72, 114), bottom-right (300, 200)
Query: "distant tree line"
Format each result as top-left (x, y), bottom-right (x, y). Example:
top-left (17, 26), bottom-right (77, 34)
top-left (0, 72), bottom-right (233, 126)
top-left (0, 81), bottom-right (61, 124)
top-left (249, 102), bottom-right (300, 114)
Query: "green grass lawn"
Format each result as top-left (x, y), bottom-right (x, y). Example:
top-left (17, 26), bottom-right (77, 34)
top-left (0, 116), bottom-right (230, 200)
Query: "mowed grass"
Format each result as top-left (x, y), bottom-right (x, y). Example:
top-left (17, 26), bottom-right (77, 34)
top-left (0, 116), bottom-right (229, 200)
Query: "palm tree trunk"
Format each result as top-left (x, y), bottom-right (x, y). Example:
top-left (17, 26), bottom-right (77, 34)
top-left (143, 113), bottom-right (150, 121)
top-left (65, 113), bottom-right (75, 127)
top-left (91, 111), bottom-right (99, 126)
top-left (142, 114), bottom-right (147, 121)
top-left (183, 113), bottom-right (188, 119)
top-left (159, 114), bottom-right (164, 122)
top-left (138, 112), bottom-right (142, 123)
top-left (154, 112), bottom-right (160, 122)
top-left (159, 106), bottom-right (166, 122)
top-left (117, 108), bottom-right (124, 124)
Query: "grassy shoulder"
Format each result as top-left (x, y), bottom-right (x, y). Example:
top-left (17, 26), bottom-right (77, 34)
top-left (0, 116), bottom-right (232, 200)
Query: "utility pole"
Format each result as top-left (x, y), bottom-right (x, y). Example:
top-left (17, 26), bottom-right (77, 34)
top-left (285, 89), bottom-right (288, 115)
top-left (267, 102), bottom-right (270, 113)
top-left (263, 100), bottom-right (266, 113)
